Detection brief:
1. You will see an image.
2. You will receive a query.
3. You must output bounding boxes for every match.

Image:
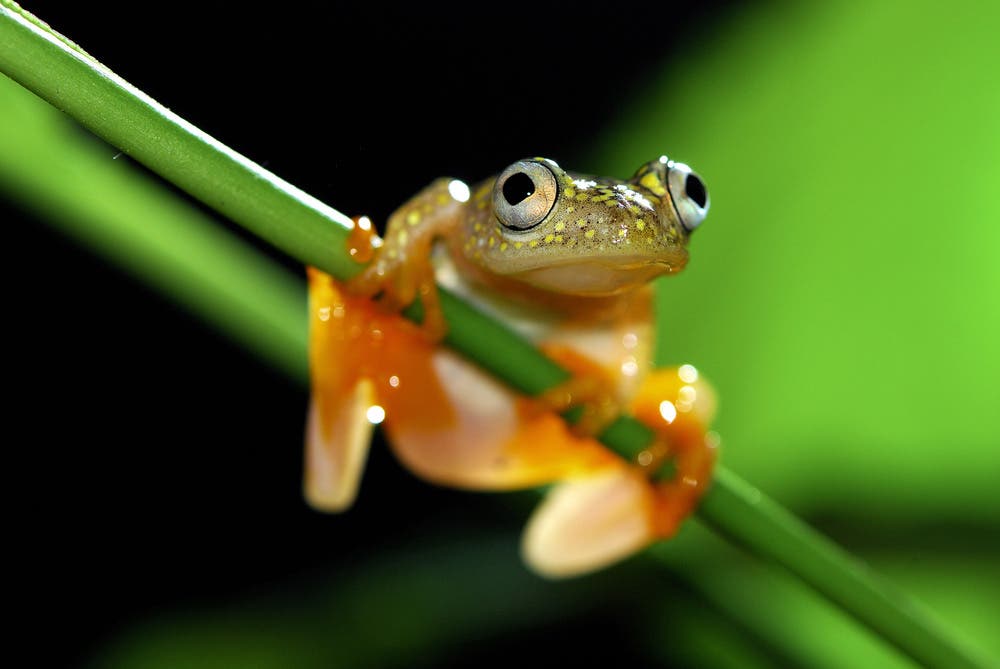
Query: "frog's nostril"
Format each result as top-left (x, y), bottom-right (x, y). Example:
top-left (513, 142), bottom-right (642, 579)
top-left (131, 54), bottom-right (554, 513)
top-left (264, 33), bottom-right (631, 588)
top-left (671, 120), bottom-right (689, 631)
top-left (502, 172), bottom-right (536, 206)
top-left (685, 174), bottom-right (707, 209)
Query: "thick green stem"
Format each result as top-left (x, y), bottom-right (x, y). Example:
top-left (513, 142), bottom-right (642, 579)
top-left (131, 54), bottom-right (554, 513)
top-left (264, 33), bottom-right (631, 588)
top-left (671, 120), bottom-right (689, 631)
top-left (0, 6), bottom-right (987, 668)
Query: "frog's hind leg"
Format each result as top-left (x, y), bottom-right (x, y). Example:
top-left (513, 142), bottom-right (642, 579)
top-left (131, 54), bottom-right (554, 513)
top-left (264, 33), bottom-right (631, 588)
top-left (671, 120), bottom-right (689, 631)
top-left (304, 268), bottom-right (379, 512)
top-left (631, 365), bottom-right (718, 537)
top-left (383, 347), bottom-right (617, 491)
top-left (522, 466), bottom-right (657, 578)
top-left (522, 366), bottom-right (718, 578)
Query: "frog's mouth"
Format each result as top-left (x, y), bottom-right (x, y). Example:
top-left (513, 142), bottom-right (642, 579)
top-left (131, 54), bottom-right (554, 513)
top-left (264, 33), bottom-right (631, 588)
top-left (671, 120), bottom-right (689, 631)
top-left (510, 256), bottom-right (685, 296)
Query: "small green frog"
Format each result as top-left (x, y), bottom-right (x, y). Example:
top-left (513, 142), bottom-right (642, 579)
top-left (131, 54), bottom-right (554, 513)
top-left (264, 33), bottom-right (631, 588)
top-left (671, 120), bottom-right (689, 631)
top-left (307, 156), bottom-right (717, 577)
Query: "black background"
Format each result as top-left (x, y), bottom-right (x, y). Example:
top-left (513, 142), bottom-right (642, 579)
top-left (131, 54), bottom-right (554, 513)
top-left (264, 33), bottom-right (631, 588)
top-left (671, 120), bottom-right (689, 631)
top-left (8, 2), bottom-right (741, 666)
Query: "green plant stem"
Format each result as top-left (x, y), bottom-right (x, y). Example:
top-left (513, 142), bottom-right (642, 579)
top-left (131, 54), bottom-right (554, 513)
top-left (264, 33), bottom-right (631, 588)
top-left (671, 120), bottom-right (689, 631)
top-left (0, 7), bottom-right (986, 669)
top-left (0, 79), bottom-right (308, 382)
top-left (698, 471), bottom-right (984, 668)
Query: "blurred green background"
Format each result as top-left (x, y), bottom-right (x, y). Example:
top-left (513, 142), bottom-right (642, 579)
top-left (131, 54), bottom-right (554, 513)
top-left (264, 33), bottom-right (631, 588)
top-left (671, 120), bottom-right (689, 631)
top-left (3, 1), bottom-right (997, 667)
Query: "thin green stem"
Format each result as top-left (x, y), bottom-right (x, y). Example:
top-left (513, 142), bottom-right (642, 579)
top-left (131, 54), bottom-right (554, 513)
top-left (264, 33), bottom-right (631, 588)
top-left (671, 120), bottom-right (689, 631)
top-left (0, 7), bottom-right (987, 669)
top-left (698, 470), bottom-right (985, 669)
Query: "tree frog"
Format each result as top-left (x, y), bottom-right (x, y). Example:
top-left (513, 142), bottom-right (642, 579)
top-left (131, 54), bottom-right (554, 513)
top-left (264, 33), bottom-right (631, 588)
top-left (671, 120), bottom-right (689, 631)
top-left (306, 156), bottom-right (717, 577)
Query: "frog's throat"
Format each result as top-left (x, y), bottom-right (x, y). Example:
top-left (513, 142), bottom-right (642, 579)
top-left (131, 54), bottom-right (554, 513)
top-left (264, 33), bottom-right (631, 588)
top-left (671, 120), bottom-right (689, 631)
top-left (510, 257), bottom-right (682, 296)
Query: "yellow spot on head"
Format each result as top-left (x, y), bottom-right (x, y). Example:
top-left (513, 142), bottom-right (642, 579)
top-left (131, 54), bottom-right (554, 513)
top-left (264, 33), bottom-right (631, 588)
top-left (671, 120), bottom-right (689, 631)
top-left (584, 229), bottom-right (596, 239)
top-left (554, 221), bottom-right (565, 232)
top-left (514, 241), bottom-right (524, 249)
top-left (618, 228), bottom-right (628, 237)
top-left (575, 193), bottom-right (588, 201)
top-left (474, 222), bottom-right (482, 232)
top-left (544, 233), bottom-right (555, 243)
top-left (500, 242), bottom-right (508, 251)
top-left (564, 188), bottom-right (575, 198)
top-left (576, 219), bottom-right (587, 228)
top-left (640, 172), bottom-right (667, 196)
top-left (488, 236), bottom-right (496, 247)
top-left (554, 234), bottom-right (563, 243)
top-left (529, 240), bottom-right (539, 248)
top-left (636, 219), bottom-right (645, 231)
top-left (406, 211), bottom-right (421, 226)
top-left (397, 229), bottom-right (409, 245)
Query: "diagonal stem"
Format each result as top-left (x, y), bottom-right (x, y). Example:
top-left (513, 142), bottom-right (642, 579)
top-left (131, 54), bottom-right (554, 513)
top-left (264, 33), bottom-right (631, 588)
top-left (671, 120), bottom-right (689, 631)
top-left (0, 5), bottom-right (987, 668)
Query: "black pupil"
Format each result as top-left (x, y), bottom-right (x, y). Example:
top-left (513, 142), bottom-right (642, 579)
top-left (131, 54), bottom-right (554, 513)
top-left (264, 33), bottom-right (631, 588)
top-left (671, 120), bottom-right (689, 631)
top-left (686, 174), bottom-right (707, 208)
top-left (502, 172), bottom-right (536, 206)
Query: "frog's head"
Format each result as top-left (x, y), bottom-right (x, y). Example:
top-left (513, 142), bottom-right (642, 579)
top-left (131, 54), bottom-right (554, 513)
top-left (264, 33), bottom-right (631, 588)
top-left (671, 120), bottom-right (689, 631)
top-left (473, 156), bottom-right (709, 296)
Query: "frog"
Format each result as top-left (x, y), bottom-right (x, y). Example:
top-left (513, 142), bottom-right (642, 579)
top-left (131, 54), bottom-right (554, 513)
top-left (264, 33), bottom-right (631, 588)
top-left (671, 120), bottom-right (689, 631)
top-left (305, 155), bottom-right (717, 578)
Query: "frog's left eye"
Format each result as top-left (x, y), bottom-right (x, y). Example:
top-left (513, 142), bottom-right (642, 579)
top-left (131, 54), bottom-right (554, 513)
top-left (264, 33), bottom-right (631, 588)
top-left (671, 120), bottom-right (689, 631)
top-left (667, 162), bottom-right (710, 232)
top-left (493, 160), bottom-right (558, 231)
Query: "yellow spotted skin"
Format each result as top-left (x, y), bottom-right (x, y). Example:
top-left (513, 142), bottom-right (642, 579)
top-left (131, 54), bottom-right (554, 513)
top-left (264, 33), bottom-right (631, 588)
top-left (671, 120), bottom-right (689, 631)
top-left (446, 157), bottom-right (690, 297)
top-left (349, 157), bottom-right (694, 311)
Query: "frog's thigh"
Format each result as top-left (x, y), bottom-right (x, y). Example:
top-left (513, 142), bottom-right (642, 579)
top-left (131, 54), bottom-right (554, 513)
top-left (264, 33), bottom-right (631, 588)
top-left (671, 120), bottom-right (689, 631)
top-left (385, 350), bottom-right (610, 490)
top-left (522, 467), bottom-right (656, 578)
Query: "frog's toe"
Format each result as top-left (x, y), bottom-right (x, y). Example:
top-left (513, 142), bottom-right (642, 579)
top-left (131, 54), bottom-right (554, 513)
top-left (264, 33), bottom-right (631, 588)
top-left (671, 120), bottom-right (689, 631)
top-left (521, 467), bottom-right (655, 578)
top-left (304, 378), bottom-right (376, 512)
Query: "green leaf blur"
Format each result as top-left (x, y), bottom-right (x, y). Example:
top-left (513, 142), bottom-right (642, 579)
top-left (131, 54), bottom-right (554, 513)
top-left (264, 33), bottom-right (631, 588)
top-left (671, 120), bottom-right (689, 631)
top-left (591, 1), bottom-right (1000, 662)
top-left (593, 1), bottom-right (1000, 520)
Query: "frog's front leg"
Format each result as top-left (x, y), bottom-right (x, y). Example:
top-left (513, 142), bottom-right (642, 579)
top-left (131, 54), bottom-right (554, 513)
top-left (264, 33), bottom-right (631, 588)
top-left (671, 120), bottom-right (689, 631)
top-left (347, 178), bottom-right (468, 338)
top-left (523, 365), bottom-right (717, 577)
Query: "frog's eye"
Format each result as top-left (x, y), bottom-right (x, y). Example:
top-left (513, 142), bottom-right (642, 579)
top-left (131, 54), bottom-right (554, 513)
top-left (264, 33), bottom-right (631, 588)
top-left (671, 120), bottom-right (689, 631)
top-left (667, 162), bottom-right (710, 232)
top-left (493, 160), bottom-right (558, 231)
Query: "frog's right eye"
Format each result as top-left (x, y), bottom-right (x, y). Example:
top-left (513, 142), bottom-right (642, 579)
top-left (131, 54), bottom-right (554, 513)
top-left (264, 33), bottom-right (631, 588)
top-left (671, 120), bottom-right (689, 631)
top-left (493, 160), bottom-right (558, 231)
top-left (667, 162), bottom-right (710, 232)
